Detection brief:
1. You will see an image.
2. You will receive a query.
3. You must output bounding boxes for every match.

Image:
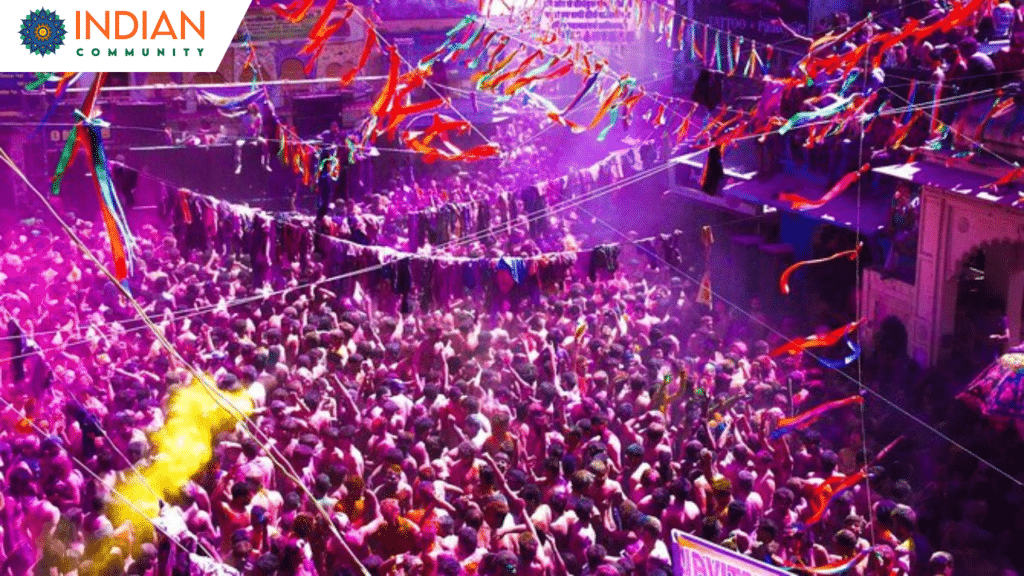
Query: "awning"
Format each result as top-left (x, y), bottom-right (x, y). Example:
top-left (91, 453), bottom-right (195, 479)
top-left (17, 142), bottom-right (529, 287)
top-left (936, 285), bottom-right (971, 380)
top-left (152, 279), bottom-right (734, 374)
top-left (873, 160), bottom-right (1024, 212)
top-left (673, 143), bottom-right (890, 233)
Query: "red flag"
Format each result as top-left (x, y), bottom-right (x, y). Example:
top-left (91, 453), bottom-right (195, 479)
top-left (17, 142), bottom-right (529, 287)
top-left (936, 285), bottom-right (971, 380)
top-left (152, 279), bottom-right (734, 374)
top-left (342, 25), bottom-right (377, 86)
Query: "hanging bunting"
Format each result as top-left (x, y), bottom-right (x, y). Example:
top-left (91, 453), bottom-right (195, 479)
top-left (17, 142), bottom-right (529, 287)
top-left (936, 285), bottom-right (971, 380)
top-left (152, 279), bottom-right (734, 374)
top-left (675, 103), bottom-right (698, 143)
top-left (505, 60), bottom-right (574, 95)
top-left (651, 104), bottom-right (666, 127)
top-left (484, 49), bottom-right (544, 91)
top-left (198, 89), bottom-right (268, 118)
top-left (272, 0), bottom-right (316, 23)
top-left (688, 21), bottom-right (698, 61)
top-left (562, 65), bottom-right (603, 114)
top-left (743, 42), bottom-right (758, 77)
top-left (778, 94), bottom-right (860, 135)
top-left (467, 30), bottom-right (499, 69)
top-left (300, 0), bottom-right (355, 75)
top-left (420, 15), bottom-right (476, 69)
top-left (419, 114), bottom-right (471, 146)
top-left (51, 72), bottom-right (105, 197)
top-left (473, 44), bottom-right (520, 87)
top-left (51, 125), bottom-right (80, 196)
top-left (975, 96), bottom-right (1015, 140)
top-left (713, 30), bottom-right (722, 72)
top-left (80, 112), bottom-right (137, 284)
top-left (597, 104), bottom-right (620, 141)
top-left (588, 76), bottom-right (631, 129)
top-left (890, 110), bottom-right (925, 149)
top-left (703, 20), bottom-right (709, 63)
top-left (985, 163), bottom-right (1024, 190)
top-left (370, 46), bottom-right (401, 122)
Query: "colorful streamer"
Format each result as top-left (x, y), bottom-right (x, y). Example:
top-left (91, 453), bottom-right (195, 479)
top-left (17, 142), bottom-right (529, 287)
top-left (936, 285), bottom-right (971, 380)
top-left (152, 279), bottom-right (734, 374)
top-left (779, 244), bottom-right (862, 294)
top-left (986, 164), bottom-right (1024, 190)
top-left (790, 550), bottom-right (870, 574)
top-left (272, 0), bottom-right (316, 23)
top-left (817, 338), bottom-right (862, 369)
top-left (342, 25), bottom-right (377, 86)
top-left (778, 163), bottom-right (870, 211)
top-left (562, 67), bottom-right (603, 114)
top-left (803, 469), bottom-right (869, 525)
top-left (80, 114), bottom-right (136, 283)
top-left (771, 320), bottom-right (864, 357)
top-left (51, 125), bottom-right (80, 196)
top-left (299, 0), bottom-right (354, 75)
top-left (770, 395), bottom-right (865, 440)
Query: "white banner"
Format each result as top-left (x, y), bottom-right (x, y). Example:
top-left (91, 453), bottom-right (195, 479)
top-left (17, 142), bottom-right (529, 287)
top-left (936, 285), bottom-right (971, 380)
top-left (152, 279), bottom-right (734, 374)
top-left (672, 530), bottom-right (791, 576)
top-left (1, 1), bottom-right (251, 72)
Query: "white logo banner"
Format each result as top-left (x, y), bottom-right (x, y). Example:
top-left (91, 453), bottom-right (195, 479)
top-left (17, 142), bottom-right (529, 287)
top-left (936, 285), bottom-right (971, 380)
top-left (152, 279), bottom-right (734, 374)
top-left (1, 1), bottom-right (251, 72)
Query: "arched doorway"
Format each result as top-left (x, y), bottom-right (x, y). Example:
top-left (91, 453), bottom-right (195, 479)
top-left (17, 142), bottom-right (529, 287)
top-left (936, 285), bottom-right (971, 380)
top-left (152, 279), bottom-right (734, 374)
top-left (240, 63), bottom-right (271, 84)
top-left (279, 58), bottom-right (306, 81)
top-left (193, 72), bottom-right (226, 85)
top-left (949, 241), bottom-right (1024, 378)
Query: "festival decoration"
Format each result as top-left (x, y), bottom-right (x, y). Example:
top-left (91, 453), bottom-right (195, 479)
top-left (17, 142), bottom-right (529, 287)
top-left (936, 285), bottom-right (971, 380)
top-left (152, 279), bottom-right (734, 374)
top-left (790, 550), bottom-right (871, 574)
top-left (772, 320), bottom-right (865, 357)
top-left (779, 244), bottom-right (862, 295)
top-left (985, 163), bottom-right (1024, 191)
top-left (272, 0), bottom-right (317, 23)
top-left (778, 95), bottom-right (862, 136)
top-left (817, 338), bottom-right (863, 369)
top-left (198, 88), bottom-right (268, 118)
top-left (342, 25), bottom-right (377, 85)
top-left (778, 164), bottom-right (871, 211)
top-left (50, 73), bottom-right (137, 285)
top-left (770, 395), bottom-right (865, 440)
top-left (299, 0), bottom-right (355, 75)
top-left (802, 468), bottom-right (870, 525)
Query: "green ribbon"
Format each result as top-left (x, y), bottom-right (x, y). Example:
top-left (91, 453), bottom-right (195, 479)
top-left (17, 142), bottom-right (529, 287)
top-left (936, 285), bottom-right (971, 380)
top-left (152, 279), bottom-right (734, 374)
top-left (51, 123), bottom-right (79, 196)
top-left (451, 20), bottom-right (484, 51)
top-left (26, 72), bottom-right (51, 91)
top-left (598, 105), bottom-right (620, 141)
top-left (714, 31), bottom-right (722, 72)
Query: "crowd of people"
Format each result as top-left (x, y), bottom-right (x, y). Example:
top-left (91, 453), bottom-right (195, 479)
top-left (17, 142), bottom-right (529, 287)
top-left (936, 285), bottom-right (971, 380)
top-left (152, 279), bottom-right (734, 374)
top-left (4, 2), bottom-right (1024, 576)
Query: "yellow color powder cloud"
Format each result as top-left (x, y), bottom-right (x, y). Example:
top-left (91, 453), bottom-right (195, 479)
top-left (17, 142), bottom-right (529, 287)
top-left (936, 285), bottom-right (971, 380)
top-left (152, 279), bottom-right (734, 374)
top-left (108, 374), bottom-right (254, 541)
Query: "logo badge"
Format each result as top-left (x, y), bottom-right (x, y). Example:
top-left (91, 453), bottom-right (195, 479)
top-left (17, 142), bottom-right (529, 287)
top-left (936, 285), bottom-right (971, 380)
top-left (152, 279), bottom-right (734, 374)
top-left (20, 8), bottom-right (66, 56)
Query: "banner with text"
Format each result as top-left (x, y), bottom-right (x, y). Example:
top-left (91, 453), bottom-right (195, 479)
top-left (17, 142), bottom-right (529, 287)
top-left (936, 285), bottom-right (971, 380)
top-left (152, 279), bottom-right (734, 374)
top-left (1, 0), bottom-right (250, 72)
top-left (672, 530), bottom-right (791, 576)
top-left (696, 0), bottom-right (808, 44)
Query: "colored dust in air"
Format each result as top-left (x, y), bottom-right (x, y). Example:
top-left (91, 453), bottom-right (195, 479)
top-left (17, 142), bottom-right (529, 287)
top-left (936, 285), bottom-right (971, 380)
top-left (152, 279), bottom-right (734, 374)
top-left (108, 374), bottom-right (254, 541)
